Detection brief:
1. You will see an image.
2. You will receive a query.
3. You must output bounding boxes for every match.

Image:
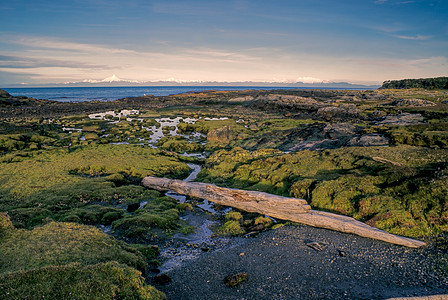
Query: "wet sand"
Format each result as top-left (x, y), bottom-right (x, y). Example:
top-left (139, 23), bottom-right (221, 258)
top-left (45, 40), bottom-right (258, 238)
top-left (156, 225), bottom-right (448, 299)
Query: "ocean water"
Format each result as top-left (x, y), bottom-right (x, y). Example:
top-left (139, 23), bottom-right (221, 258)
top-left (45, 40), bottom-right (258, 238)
top-left (4, 86), bottom-right (315, 102)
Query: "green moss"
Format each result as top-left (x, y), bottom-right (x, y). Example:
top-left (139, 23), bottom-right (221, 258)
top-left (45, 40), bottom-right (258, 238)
top-left (112, 203), bottom-right (180, 238)
top-left (0, 212), bottom-right (14, 234)
top-left (272, 223), bottom-right (285, 230)
top-left (0, 144), bottom-right (190, 199)
top-left (216, 220), bottom-right (245, 236)
top-left (105, 173), bottom-right (129, 186)
top-left (311, 175), bottom-right (381, 215)
top-left (290, 179), bottom-right (315, 200)
top-left (225, 211), bottom-right (243, 222)
top-left (199, 145), bottom-right (448, 237)
top-left (59, 205), bottom-right (124, 226)
top-left (177, 203), bottom-right (193, 211)
top-left (254, 216), bottom-right (273, 226)
top-left (224, 272), bottom-right (249, 287)
top-left (190, 119), bottom-right (247, 135)
top-left (129, 244), bottom-right (160, 260)
top-left (0, 144), bottom-right (191, 231)
top-left (178, 225), bottom-right (196, 235)
top-left (0, 222), bottom-right (147, 274)
top-left (8, 207), bottom-right (54, 228)
top-left (84, 132), bottom-right (99, 141)
top-left (156, 136), bottom-right (203, 153)
top-left (0, 262), bottom-right (166, 300)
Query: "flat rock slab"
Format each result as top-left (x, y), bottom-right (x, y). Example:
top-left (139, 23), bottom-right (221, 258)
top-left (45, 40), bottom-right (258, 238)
top-left (158, 226), bottom-right (448, 300)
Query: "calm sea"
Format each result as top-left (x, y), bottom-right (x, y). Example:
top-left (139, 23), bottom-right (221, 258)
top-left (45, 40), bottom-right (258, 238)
top-left (4, 86), bottom-right (358, 102)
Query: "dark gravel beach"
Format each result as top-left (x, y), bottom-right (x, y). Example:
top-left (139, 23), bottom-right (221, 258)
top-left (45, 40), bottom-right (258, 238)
top-left (156, 225), bottom-right (448, 300)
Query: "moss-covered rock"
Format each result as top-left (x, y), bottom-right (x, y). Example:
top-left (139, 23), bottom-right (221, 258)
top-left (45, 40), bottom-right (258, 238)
top-left (0, 262), bottom-right (166, 300)
top-left (199, 145), bottom-right (448, 237)
top-left (217, 220), bottom-right (245, 236)
top-left (0, 222), bottom-right (147, 273)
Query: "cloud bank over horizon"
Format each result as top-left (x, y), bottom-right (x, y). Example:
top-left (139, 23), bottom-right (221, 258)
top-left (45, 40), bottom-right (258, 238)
top-left (0, 0), bottom-right (447, 86)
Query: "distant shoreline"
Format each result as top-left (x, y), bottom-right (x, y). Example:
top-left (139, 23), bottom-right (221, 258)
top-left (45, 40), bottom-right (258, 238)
top-left (4, 86), bottom-right (377, 102)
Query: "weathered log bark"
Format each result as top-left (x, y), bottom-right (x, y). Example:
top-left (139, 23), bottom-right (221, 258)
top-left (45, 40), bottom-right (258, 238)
top-left (142, 176), bottom-right (311, 217)
top-left (141, 176), bottom-right (426, 248)
top-left (287, 210), bottom-right (425, 248)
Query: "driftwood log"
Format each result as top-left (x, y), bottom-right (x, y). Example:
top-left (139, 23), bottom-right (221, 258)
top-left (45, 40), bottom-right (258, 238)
top-left (142, 176), bottom-right (311, 216)
top-left (142, 176), bottom-right (426, 248)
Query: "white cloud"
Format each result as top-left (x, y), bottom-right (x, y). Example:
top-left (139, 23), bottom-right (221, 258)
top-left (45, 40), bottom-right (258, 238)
top-left (409, 56), bottom-right (448, 66)
top-left (372, 24), bottom-right (408, 33)
top-left (11, 36), bottom-right (138, 55)
top-left (1, 34), bottom-right (446, 86)
top-left (392, 34), bottom-right (432, 40)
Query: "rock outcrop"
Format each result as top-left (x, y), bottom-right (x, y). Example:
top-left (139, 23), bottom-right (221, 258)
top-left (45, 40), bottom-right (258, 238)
top-left (349, 134), bottom-right (389, 147)
top-left (206, 126), bottom-right (234, 144)
top-left (228, 96), bottom-right (255, 102)
top-left (0, 89), bottom-right (11, 97)
top-left (376, 113), bottom-right (424, 126)
top-left (388, 98), bottom-right (436, 107)
top-left (322, 123), bottom-right (358, 138)
top-left (317, 104), bottom-right (361, 119)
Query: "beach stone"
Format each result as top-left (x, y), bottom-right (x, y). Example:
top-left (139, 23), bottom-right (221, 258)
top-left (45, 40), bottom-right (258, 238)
top-left (306, 241), bottom-right (326, 251)
top-left (127, 203), bottom-right (140, 212)
top-left (224, 272), bottom-right (248, 287)
top-left (149, 267), bottom-right (161, 273)
top-left (248, 224), bottom-right (266, 232)
top-left (154, 273), bottom-right (172, 285)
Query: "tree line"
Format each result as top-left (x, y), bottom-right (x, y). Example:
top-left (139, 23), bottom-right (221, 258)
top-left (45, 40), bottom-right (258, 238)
top-left (381, 77), bottom-right (448, 89)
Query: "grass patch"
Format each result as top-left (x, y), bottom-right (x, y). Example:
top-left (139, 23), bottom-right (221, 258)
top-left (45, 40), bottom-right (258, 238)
top-left (0, 222), bottom-right (147, 273)
top-left (0, 261), bottom-right (165, 300)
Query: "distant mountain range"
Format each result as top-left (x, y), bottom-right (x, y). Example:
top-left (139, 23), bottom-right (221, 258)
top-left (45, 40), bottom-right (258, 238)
top-left (7, 75), bottom-right (381, 89)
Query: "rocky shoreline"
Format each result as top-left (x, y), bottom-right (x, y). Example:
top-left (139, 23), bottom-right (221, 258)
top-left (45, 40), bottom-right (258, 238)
top-left (1, 87), bottom-right (448, 299)
top-left (157, 225), bottom-right (448, 299)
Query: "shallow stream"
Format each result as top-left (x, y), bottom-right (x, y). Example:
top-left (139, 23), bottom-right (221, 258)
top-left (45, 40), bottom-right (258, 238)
top-left (88, 110), bottom-right (233, 272)
top-left (158, 162), bottom-right (232, 273)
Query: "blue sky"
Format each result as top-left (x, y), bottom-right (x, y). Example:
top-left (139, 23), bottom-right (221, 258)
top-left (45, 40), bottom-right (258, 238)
top-left (0, 0), bottom-right (447, 85)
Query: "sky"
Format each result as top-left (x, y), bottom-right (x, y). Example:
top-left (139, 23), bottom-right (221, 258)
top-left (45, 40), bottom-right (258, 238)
top-left (0, 0), bottom-right (447, 86)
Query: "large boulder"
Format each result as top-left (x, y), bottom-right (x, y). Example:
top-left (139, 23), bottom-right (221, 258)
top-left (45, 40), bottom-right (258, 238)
top-left (349, 134), bottom-right (389, 147)
top-left (0, 89), bottom-right (11, 97)
top-left (228, 96), bottom-right (255, 102)
top-left (207, 126), bottom-right (234, 144)
top-left (323, 123), bottom-right (357, 138)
